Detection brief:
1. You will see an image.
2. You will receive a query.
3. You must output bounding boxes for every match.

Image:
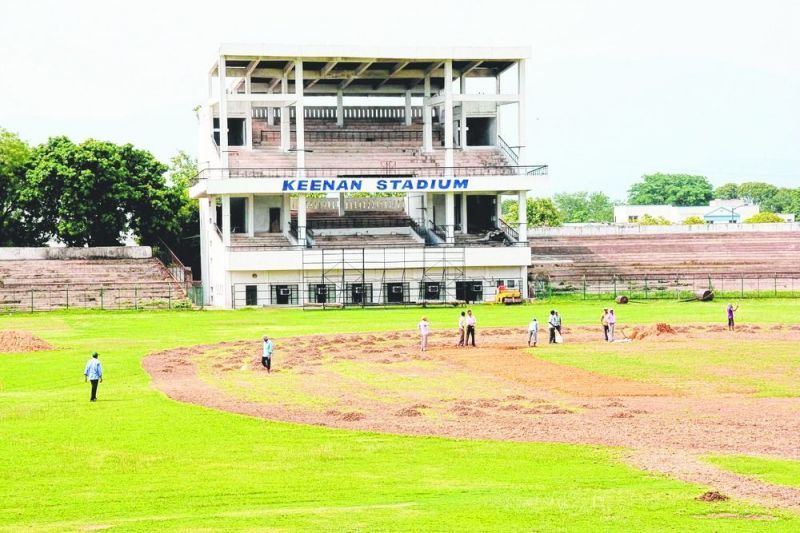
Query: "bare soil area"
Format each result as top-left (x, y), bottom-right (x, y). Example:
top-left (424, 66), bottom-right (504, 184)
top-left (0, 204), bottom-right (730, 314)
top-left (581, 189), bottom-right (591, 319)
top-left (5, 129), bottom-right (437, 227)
top-left (143, 325), bottom-right (800, 511)
top-left (0, 330), bottom-right (52, 352)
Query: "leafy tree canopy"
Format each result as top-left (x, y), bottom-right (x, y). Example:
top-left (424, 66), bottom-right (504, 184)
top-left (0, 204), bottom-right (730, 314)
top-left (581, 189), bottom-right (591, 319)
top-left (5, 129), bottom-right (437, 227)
top-left (638, 214), bottom-right (671, 225)
top-left (682, 215), bottom-right (705, 225)
top-left (627, 173), bottom-right (713, 206)
top-left (23, 137), bottom-right (173, 246)
top-left (502, 197), bottom-right (562, 227)
top-left (744, 211), bottom-right (784, 224)
top-left (713, 183), bottom-right (739, 200)
top-left (553, 191), bottom-right (614, 223)
top-left (737, 182), bottom-right (779, 206)
top-left (0, 129), bottom-right (37, 246)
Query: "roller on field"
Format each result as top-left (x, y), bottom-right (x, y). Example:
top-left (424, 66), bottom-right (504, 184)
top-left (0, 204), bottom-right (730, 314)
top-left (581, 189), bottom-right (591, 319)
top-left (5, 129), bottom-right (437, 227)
top-left (681, 289), bottom-right (714, 302)
top-left (494, 287), bottom-right (523, 305)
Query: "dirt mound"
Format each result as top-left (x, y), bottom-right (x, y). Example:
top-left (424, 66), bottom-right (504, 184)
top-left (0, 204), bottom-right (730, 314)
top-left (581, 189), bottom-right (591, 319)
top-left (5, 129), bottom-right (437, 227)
top-left (0, 330), bottom-right (52, 352)
top-left (629, 323), bottom-right (676, 340)
top-left (697, 491), bottom-right (729, 502)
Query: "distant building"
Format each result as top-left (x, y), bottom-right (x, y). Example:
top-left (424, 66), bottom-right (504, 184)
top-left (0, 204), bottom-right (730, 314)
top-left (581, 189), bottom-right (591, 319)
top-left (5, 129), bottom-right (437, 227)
top-left (613, 199), bottom-right (794, 224)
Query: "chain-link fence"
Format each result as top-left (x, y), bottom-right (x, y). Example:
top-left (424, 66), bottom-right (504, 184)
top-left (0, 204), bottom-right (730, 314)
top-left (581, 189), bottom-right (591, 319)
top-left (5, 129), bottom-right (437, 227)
top-left (0, 282), bottom-right (204, 313)
top-left (543, 273), bottom-right (800, 300)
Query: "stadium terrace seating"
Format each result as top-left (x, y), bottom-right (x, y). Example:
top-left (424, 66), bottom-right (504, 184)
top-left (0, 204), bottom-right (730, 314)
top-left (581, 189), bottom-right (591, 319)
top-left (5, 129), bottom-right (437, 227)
top-left (292, 210), bottom-right (417, 230)
top-left (529, 232), bottom-right (800, 280)
top-left (230, 233), bottom-right (292, 248)
top-left (312, 232), bottom-right (423, 249)
top-left (0, 258), bottom-right (185, 311)
top-left (233, 118), bottom-right (515, 173)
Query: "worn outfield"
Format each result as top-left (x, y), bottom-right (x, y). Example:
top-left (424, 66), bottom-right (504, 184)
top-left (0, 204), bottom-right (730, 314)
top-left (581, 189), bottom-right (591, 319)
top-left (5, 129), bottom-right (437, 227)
top-left (2, 301), bottom-right (800, 531)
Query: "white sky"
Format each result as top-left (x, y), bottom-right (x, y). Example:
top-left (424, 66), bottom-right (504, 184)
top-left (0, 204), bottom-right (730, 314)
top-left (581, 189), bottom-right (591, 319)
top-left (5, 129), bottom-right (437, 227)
top-left (1, 0), bottom-right (798, 199)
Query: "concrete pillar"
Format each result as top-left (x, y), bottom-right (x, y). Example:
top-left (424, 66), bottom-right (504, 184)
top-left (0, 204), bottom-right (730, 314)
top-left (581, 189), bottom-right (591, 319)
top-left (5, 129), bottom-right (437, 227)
top-left (247, 195), bottom-right (255, 237)
top-left (295, 59), bottom-right (305, 170)
top-left (336, 89), bottom-right (344, 127)
top-left (460, 193), bottom-right (468, 234)
top-left (267, 88), bottom-right (274, 126)
top-left (495, 75), bottom-right (502, 145)
top-left (218, 56), bottom-right (229, 167)
top-left (422, 76), bottom-right (432, 152)
top-left (517, 190), bottom-right (528, 241)
top-left (245, 73), bottom-right (253, 149)
top-left (404, 90), bottom-right (412, 126)
top-left (281, 194), bottom-right (291, 236)
top-left (280, 75), bottom-right (290, 152)
top-left (338, 193), bottom-right (346, 216)
top-left (297, 193), bottom-right (307, 244)
top-left (460, 105), bottom-right (468, 149)
top-left (517, 59), bottom-right (526, 164)
top-left (198, 197), bottom-right (211, 305)
top-left (445, 192), bottom-right (455, 243)
top-left (443, 60), bottom-right (454, 169)
top-left (496, 193), bottom-right (503, 225)
top-left (221, 195), bottom-right (231, 246)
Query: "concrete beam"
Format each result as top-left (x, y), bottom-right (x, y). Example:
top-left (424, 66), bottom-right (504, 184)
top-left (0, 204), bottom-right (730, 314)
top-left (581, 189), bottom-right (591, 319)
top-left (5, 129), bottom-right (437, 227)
top-left (339, 61), bottom-right (375, 89)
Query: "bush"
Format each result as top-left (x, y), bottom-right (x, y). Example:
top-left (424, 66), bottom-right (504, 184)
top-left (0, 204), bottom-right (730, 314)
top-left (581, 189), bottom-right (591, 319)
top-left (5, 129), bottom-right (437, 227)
top-left (744, 212), bottom-right (784, 223)
top-left (639, 214), bottom-right (672, 225)
top-left (682, 216), bottom-right (705, 225)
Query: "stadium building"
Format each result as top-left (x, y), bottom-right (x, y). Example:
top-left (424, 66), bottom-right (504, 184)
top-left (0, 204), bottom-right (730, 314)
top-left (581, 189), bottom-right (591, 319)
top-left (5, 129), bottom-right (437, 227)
top-left (191, 44), bottom-right (547, 308)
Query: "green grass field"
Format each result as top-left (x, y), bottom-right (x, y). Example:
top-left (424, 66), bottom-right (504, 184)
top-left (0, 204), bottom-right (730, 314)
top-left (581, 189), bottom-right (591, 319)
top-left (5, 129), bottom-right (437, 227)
top-left (704, 456), bottom-right (800, 490)
top-left (2, 300), bottom-right (800, 531)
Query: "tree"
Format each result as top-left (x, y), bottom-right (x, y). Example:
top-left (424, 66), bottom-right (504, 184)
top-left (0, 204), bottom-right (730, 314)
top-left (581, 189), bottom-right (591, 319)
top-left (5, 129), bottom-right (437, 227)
top-left (22, 137), bottom-right (173, 246)
top-left (744, 212), bottom-right (784, 223)
top-left (714, 183), bottom-right (739, 200)
top-left (682, 215), bottom-right (705, 225)
top-left (553, 191), bottom-right (614, 223)
top-left (501, 197), bottom-right (562, 227)
top-left (627, 173), bottom-right (713, 206)
top-left (151, 151), bottom-right (200, 273)
top-left (0, 129), bottom-right (42, 245)
top-left (737, 182), bottom-right (778, 206)
top-left (638, 214), bottom-right (671, 225)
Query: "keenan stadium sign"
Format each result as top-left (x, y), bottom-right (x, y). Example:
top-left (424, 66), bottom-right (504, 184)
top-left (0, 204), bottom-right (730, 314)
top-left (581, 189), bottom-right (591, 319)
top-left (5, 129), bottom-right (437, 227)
top-left (281, 178), bottom-right (469, 192)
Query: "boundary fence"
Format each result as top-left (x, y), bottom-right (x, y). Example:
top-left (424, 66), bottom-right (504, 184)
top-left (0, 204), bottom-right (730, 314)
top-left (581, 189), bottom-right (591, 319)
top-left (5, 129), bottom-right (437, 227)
top-left (0, 282), bottom-right (203, 313)
top-left (544, 272), bottom-right (800, 300)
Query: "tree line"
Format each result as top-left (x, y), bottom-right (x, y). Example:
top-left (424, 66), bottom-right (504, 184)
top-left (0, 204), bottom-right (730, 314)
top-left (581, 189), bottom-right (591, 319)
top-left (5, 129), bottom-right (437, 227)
top-left (502, 172), bottom-right (798, 227)
top-left (0, 128), bottom-right (198, 267)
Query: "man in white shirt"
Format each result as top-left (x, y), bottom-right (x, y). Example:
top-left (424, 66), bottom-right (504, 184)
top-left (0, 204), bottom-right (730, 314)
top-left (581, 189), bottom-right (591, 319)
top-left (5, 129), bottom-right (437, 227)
top-left (465, 309), bottom-right (477, 347)
top-left (418, 316), bottom-right (430, 351)
top-left (457, 311), bottom-right (466, 347)
top-left (547, 310), bottom-right (557, 344)
top-left (528, 318), bottom-right (539, 347)
top-left (262, 335), bottom-right (273, 372)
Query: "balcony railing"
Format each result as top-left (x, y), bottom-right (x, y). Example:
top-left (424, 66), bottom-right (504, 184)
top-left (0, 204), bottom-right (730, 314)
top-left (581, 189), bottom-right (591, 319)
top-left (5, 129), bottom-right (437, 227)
top-left (258, 128), bottom-right (444, 145)
top-left (193, 165), bottom-right (548, 183)
top-left (253, 105), bottom-right (438, 121)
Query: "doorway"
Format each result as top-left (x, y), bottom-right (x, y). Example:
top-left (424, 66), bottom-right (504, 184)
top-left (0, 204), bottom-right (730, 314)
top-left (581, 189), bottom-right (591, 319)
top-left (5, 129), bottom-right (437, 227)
top-left (384, 282), bottom-right (409, 304)
top-left (230, 197), bottom-right (247, 234)
top-left (456, 280), bottom-right (484, 304)
top-left (269, 207), bottom-right (281, 233)
top-left (347, 283), bottom-right (373, 305)
top-left (466, 195), bottom-right (496, 232)
top-left (271, 284), bottom-right (298, 305)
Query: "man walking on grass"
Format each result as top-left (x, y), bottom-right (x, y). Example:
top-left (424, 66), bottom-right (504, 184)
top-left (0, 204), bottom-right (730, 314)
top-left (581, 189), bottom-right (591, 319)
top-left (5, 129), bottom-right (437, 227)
top-left (83, 352), bottom-right (103, 402)
top-left (607, 309), bottom-right (616, 342)
top-left (528, 317), bottom-right (539, 347)
top-left (457, 311), bottom-right (466, 347)
top-left (548, 310), bottom-right (557, 344)
top-left (262, 335), bottom-right (273, 373)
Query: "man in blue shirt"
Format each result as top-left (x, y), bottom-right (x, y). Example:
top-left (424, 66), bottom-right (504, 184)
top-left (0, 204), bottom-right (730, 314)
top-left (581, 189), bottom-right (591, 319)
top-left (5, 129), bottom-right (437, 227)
top-left (84, 352), bottom-right (103, 402)
top-left (262, 336), bottom-right (273, 373)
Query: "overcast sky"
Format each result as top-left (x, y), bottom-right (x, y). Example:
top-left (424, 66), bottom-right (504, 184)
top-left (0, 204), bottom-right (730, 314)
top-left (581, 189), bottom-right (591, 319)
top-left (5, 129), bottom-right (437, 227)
top-left (1, 0), bottom-right (798, 199)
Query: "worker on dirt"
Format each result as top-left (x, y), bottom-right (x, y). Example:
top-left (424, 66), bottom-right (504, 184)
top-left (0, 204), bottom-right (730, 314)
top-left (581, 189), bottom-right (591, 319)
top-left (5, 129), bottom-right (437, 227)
top-left (528, 317), bottom-right (539, 347)
top-left (465, 309), bottom-right (477, 347)
top-left (727, 303), bottom-right (739, 331)
top-left (607, 309), bottom-right (616, 342)
top-left (262, 335), bottom-right (273, 373)
top-left (457, 311), bottom-right (466, 347)
top-left (548, 310), bottom-right (557, 344)
top-left (418, 316), bottom-right (430, 351)
top-left (554, 311), bottom-right (562, 336)
top-left (601, 308), bottom-right (609, 341)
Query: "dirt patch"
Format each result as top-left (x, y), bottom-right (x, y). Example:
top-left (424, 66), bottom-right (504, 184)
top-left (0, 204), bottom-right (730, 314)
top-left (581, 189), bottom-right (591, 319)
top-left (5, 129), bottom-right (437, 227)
top-left (143, 326), bottom-right (800, 511)
top-left (628, 323), bottom-right (676, 340)
top-left (0, 330), bottom-right (52, 352)
top-left (697, 491), bottom-right (729, 502)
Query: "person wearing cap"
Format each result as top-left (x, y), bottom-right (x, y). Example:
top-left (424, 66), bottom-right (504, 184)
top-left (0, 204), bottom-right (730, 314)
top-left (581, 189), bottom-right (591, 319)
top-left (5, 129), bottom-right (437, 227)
top-left (418, 316), bottom-right (430, 351)
top-left (83, 352), bottom-right (103, 402)
top-left (262, 335), bottom-right (273, 372)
